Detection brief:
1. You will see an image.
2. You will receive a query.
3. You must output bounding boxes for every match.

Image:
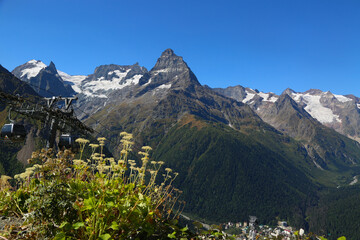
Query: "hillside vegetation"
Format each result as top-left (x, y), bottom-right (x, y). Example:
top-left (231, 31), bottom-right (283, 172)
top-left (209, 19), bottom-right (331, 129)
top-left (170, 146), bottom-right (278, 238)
top-left (307, 185), bottom-right (360, 239)
top-left (153, 115), bottom-right (318, 227)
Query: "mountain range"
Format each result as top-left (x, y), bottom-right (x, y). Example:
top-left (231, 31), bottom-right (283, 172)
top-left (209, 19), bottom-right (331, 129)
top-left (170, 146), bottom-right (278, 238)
top-left (4, 49), bottom-right (360, 239)
top-left (12, 51), bottom-right (360, 175)
top-left (213, 86), bottom-right (360, 142)
top-left (13, 53), bottom-right (360, 145)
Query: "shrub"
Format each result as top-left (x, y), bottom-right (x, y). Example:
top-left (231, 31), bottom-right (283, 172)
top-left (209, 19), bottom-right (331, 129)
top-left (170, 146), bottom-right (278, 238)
top-left (0, 132), bottom-right (191, 239)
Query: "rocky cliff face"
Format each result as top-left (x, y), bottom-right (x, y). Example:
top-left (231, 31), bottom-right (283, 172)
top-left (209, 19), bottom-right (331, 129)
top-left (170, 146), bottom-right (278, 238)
top-left (260, 94), bottom-right (318, 140)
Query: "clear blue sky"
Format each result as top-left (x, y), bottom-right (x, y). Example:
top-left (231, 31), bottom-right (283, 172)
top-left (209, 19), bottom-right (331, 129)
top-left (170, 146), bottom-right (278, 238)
top-left (1, 0), bottom-right (360, 96)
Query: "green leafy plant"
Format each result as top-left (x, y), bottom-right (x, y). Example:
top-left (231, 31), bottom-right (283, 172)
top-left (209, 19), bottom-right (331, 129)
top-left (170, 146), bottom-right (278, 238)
top-left (0, 132), bottom-right (194, 239)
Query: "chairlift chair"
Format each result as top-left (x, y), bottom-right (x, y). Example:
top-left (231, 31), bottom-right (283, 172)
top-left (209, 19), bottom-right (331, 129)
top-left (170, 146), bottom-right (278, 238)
top-left (0, 123), bottom-right (27, 143)
top-left (58, 133), bottom-right (79, 152)
top-left (0, 107), bottom-right (27, 143)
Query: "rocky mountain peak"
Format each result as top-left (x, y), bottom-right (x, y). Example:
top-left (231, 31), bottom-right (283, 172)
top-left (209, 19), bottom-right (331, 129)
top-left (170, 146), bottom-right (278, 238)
top-left (152, 49), bottom-right (188, 72)
top-left (282, 88), bottom-right (296, 95)
top-left (276, 93), bottom-right (306, 114)
top-left (161, 48), bottom-right (175, 57)
top-left (88, 63), bottom-right (147, 81)
top-left (24, 61), bottom-right (75, 97)
top-left (48, 61), bottom-right (56, 69)
top-left (137, 49), bottom-right (201, 92)
top-left (278, 92), bottom-right (293, 102)
top-left (12, 60), bottom-right (47, 82)
top-left (93, 64), bottom-right (126, 77)
top-left (25, 60), bottom-right (45, 68)
top-left (45, 61), bottom-right (58, 75)
top-left (304, 89), bottom-right (323, 95)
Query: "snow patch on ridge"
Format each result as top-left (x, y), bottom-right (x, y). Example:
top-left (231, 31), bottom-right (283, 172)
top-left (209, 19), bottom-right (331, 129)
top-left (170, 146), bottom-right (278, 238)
top-left (83, 69), bottom-right (131, 93)
top-left (350, 176), bottom-right (358, 185)
top-left (334, 94), bottom-right (352, 103)
top-left (82, 70), bottom-right (143, 98)
top-left (108, 70), bottom-right (129, 79)
top-left (258, 92), bottom-right (278, 102)
top-left (241, 90), bottom-right (278, 104)
top-left (130, 74), bottom-right (143, 85)
top-left (144, 78), bottom-right (152, 86)
top-left (28, 60), bottom-right (39, 64)
top-left (243, 92), bottom-right (255, 103)
top-left (153, 69), bottom-right (170, 74)
top-left (20, 60), bottom-right (46, 79)
top-left (293, 93), bottom-right (341, 123)
top-left (157, 83), bottom-right (171, 89)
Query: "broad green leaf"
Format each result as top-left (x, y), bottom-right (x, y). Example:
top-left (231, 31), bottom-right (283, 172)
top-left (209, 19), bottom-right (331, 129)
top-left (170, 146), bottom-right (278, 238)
top-left (72, 222), bottom-right (85, 229)
top-left (106, 201), bottom-right (115, 208)
top-left (83, 197), bottom-right (95, 210)
top-left (337, 237), bottom-right (346, 240)
top-left (167, 231), bottom-right (176, 239)
top-left (53, 232), bottom-right (66, 240)
top-left (109, 221), bottom-right (119, 230)
top-left (99, 233), bottom-right (111, 240)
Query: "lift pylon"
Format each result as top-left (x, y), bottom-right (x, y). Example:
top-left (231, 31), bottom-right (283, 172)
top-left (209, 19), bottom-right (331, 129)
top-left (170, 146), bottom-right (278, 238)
top-left (0, 91), bottom-right (93, 149)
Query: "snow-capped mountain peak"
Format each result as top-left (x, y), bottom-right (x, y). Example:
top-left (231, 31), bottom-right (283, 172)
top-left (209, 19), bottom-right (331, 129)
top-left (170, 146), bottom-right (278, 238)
top-left (82, 68), bottom-right (135, 97)
top-left (77, 63), bottom-right (147, 98)
top-left (18, 60), bottom-right (47, 80)
top-left (12, 60), bottom-right (88, 94)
